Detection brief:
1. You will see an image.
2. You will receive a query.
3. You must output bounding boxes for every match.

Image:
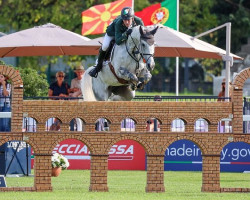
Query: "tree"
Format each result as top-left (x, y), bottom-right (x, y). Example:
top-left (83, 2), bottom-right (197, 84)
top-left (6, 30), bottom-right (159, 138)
top-left (212, 0), bottom-right (250, 52)
top-left (0, 0), bottom-right (151, 70)
top-left (1, 0), bottom-right (249, 83)
top-left (17, 67), bottom-right (49, 97)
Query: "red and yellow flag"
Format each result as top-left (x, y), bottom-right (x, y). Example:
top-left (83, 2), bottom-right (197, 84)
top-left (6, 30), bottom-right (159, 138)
top-left (82, 0), bottom-right (132, 35)
top-left (135, 0), bottom-right (177, 30)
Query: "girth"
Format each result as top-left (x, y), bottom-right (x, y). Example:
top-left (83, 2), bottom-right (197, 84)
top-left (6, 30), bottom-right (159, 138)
top-left (108, 62), bottom-right (129, 85)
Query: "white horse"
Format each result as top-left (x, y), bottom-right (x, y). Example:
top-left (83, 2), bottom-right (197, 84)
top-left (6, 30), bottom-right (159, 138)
top-left (81, 25), bottom-right (158, 101)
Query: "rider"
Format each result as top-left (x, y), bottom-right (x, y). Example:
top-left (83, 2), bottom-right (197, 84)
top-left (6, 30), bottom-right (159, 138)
top-left (89, 7), bottom-right (144, 78)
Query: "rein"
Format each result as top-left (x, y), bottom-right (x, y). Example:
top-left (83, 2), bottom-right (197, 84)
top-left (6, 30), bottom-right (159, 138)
top-left (108, 62), bottom-right (129, 85)
top-left (125, 34), bottom-right (155, 72)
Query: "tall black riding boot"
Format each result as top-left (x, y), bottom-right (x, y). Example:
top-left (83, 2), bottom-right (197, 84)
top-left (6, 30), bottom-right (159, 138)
top-left (89, 49), bottom-right (106, 78)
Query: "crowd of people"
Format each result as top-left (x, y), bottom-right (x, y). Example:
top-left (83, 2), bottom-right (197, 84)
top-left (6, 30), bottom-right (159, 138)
top-left (48, 65), bottom-right (85, 131)
top-left (48, 65), bottom-right (85, 100)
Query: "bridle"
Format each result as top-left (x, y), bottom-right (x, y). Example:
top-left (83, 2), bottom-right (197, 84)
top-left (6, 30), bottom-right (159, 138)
top-left (125, 34), bottom-right (155, 74)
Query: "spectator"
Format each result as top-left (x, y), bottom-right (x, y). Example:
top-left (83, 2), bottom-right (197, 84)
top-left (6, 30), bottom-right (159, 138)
top-left (48, 71), bottom-right (69, 131)
top-left (48, 71), bottom-right (69, 100)
top-left (69, 65), bottom-right (85, 98)
top-left (218, 78), bottom-right (232, 101)
top-left (0, 73), bottom-right (11, 131)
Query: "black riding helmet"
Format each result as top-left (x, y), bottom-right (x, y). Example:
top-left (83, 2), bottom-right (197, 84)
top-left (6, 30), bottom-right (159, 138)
top-left (121, 7), bottom-right (134, 20)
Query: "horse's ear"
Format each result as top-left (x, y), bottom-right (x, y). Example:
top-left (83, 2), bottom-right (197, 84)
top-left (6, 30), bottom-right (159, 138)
top-left (150, 26), bottom-right (158, 35)
top-left (139, 26), bottom-right (144, 36)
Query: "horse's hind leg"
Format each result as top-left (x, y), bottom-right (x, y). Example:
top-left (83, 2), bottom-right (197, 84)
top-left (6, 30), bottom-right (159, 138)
top-left (109, 86), bottom-right (135, 101)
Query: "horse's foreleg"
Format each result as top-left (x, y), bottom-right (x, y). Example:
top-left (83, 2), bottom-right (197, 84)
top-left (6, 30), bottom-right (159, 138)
top-left (117, 67), bottom-right (138, 85)
top-left (136, 68), bottom-right (152, 90)
top-left (140, 68), bottom-right (152, 83)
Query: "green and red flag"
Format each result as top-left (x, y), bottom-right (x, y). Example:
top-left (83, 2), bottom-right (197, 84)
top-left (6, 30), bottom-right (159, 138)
top-left (82, 0), bottom-right (132, 35)
top-left (135, 0), bottom-right (177, 30)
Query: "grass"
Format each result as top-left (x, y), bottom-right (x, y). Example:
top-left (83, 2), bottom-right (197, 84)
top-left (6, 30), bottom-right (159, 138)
top-left (2, 170), bottom-right (250, 200)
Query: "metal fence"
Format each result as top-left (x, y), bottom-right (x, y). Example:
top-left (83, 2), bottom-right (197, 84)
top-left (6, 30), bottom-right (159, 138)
top-left (133, 96), bottom-right (230, 102)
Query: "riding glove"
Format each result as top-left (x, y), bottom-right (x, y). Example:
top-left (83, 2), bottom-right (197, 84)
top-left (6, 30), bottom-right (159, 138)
top-left (126, 28), bottom-right (132, 36)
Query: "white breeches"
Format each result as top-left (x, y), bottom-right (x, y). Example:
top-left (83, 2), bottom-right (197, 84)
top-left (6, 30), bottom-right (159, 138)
top-left (102, 33), bottom-right (114, 51)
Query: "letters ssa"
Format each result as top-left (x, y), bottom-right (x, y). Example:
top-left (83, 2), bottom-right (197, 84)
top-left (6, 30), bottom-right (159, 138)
top-left (109, 145), bottom-right (134, 155)
top-left (52, 141), bottom-right (134, 156)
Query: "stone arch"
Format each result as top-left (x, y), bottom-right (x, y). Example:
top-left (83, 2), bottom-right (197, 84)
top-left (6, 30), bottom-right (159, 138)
top-left (170, 117), bottom-right (187, 132)
top-left (68, 117), bottom-right (86, 132)
top-left (47, 116), bottom-right (64, 123)
top-left (25, 115), bottom-right (39, 124)
top-left (0, 65), bottom-right (23, 88)
top-left (234, 137), bottom-right (250, 144)
top-left (119, 116), bottom-right (139, 124)
top-left (161, 136), bottom-right (208, 155)
top-left (0, 136), bottom-right (23, 146)
top-left (67, 116), bottom-right (86, 124)
top-left (232, 67), bottom-right (250, 90)
top-left (93, 116), bottom-right (113, 124)
top-left (48, 135), bottom-right (93, 154)
top-left (0, 65), bottom-right (24, 131)
top-left (0, 136), bottom-right (38, 163)
top-left (192, 117), bottom-right (211, 125)
top-left (214, 140), bottom-right (232, 154)
top-left (193, 117), bottom-right (210, 132)
top-left (106, 135), bottom-right (152, 155)
top-left (169, 117), bottom-right (188, 124)
top-left (145, 116), bottom-right (163, 124)
top-left (22, 138), bottom-right (39, 152)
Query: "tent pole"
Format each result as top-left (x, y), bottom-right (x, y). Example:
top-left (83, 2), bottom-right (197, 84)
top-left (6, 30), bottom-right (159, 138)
top-left (225, 23), bottom-right (231, 100)
top-left (176, 57), bottom-right (179, 96)
top-left (176, 0), bottom-right (179, 96)
top-left (193, 22), bottom-right (232, 100)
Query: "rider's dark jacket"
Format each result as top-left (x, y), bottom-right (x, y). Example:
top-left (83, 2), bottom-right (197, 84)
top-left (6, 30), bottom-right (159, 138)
top-left (106, 16), bottom-right (144, 45)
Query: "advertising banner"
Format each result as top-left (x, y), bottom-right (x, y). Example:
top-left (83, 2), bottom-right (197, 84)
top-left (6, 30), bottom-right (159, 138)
top-left (31, 139), bottom-right (145, 170)
top-left (164, 140), bottom-right (250, 172)
top-left (31, 139), bottom-right (249, 172)
top-left (0, 140), bottom-right (31, 175)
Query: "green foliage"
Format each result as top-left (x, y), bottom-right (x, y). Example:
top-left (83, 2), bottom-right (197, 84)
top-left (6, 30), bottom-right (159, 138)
top-left (0, 0), bottom-right (249, 80)
top-left (17, 67), bottom-right (49, 97)
top-left (180, 0), bottom-right (218, 35)
top-left (0, 60), bottom-right (5, 65)
top-left (212, 0), bottom-right (250, 52)
top-left (200, 58), bottom-right (223, 76)
top-left (0, 0), bottom-right (152, 70)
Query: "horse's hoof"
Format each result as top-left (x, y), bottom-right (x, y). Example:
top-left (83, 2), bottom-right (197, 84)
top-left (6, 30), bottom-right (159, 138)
top-left (137, 82), bottom-right (144, 90)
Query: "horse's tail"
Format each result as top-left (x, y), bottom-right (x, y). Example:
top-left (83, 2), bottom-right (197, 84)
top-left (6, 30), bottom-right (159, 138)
top-left (81, 67), bottom-right (97, 101)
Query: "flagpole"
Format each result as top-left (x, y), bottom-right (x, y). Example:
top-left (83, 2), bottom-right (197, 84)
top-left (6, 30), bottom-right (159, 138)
top-left (132, 0), bottom-right (134, 10)
top-left (176, 0), bottom-right (179, 96)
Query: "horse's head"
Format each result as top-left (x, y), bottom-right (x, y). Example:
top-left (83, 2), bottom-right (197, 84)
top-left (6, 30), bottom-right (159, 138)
top-left (139, 25), bottom-right (158, 72)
